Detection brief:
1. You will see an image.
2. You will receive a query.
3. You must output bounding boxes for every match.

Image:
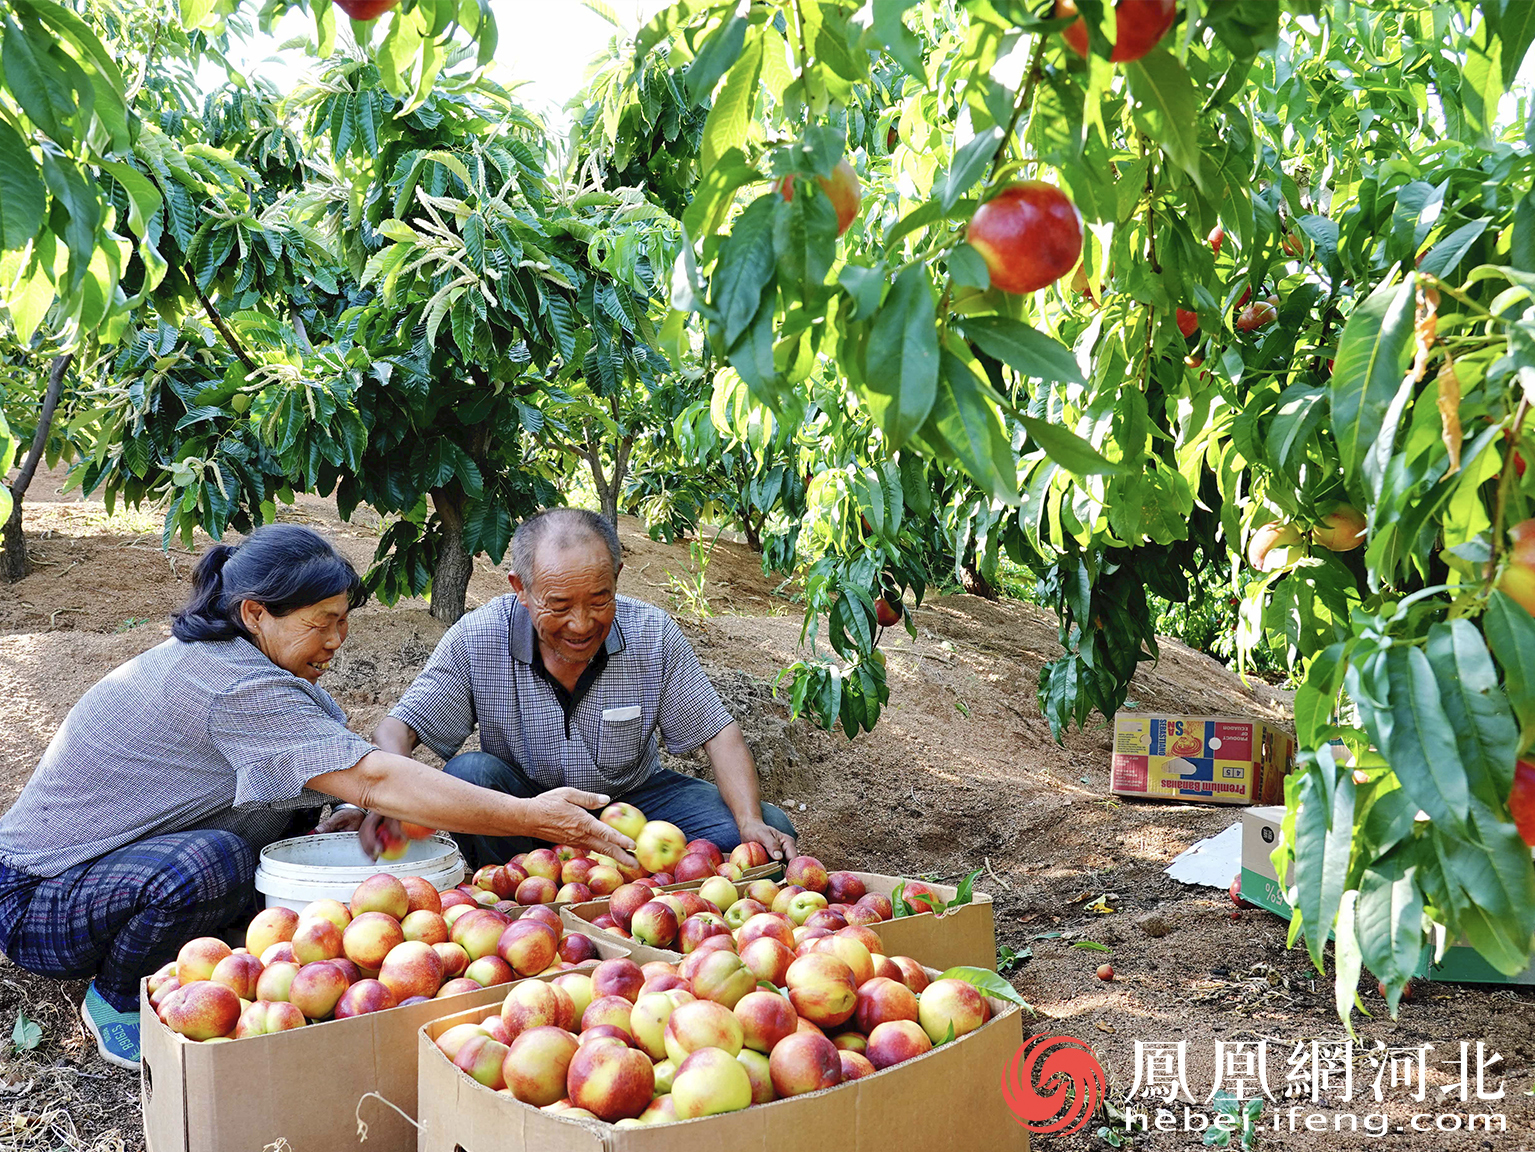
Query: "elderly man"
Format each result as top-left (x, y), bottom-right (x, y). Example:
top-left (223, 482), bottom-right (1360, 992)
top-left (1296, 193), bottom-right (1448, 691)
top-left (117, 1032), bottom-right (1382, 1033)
top-left (374, 508), bottom-right (798, 869)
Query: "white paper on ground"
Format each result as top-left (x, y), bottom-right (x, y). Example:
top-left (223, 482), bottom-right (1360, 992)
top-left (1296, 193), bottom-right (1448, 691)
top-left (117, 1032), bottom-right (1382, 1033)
top-left (1163, 821), bottom-right (1243, 888)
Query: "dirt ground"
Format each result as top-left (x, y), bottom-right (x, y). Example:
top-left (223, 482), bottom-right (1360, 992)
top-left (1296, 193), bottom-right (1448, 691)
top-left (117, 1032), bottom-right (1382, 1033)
top-left (2, 466), bottom-right (1533, 1152)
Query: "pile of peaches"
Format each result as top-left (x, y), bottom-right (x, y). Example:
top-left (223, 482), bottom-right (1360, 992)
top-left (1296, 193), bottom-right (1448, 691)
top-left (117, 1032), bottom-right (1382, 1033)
top-left (581, 853), bottom-right (945, 958)
top-left (463, 802), bottom-right (775, 907)
top-left (434, 932), bottom-right (991, 1124)
top-left (150, 873), bottom-right (601, 1042)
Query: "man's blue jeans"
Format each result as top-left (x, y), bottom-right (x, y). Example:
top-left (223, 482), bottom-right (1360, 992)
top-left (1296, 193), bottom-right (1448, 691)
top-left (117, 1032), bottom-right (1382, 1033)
top-left (443, 752), bottom-right (798, 870)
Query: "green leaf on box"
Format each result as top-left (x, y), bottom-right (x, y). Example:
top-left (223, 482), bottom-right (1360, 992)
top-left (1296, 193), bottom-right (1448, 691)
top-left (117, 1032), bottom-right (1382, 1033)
top-left (947, 867), bottom-right (982, 911)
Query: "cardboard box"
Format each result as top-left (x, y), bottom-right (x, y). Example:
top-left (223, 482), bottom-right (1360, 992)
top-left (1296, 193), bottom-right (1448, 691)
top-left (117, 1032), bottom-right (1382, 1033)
top-left (141, 938), bottom-right (630, 1152)
top-left (416, 976), bottom-right (1029, 1152)
top-left (1239, 806), bottom-right (1535, 985)
top-left (1111, 713), bottom-right (1295, 805)
top-left (561, 871), bottom-right (997, 972)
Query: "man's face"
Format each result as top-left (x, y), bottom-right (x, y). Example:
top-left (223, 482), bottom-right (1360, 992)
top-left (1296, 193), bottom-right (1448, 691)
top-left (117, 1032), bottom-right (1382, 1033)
top-left (511, 540), bottom-right (620, 666)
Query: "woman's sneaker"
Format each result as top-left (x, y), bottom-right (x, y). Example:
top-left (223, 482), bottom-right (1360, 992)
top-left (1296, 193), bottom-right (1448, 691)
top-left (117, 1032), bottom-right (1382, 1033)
top-left (80, 982), bottom-right (140, 1069)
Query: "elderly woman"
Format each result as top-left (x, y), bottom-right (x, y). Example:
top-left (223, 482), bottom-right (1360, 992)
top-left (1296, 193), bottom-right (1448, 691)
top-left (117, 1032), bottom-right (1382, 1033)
top-left (0, 524), bottom-right (633, 1070)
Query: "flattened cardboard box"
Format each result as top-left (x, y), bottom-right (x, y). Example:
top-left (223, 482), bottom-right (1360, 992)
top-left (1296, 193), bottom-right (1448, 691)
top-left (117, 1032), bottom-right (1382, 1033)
top-left (141, 937), bottom-right (629, 1152)
top-left (1111, 713), bottom-right (1295, 806)
top-left (1239, 806), bottom-right (1535, 986)
top-left (561, 870), bottom-right (997, 972)
top-left (416, 978), bottom-right (1029, 1152)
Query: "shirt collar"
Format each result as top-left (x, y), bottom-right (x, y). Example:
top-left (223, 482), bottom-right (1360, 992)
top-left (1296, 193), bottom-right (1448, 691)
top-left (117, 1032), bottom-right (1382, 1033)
top-left (509, 596), bottom-right (627, 664)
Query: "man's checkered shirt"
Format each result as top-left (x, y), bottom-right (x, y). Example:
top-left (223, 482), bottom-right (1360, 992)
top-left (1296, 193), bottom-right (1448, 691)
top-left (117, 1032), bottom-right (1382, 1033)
top-left (389, 594), bottom-right (735, 795)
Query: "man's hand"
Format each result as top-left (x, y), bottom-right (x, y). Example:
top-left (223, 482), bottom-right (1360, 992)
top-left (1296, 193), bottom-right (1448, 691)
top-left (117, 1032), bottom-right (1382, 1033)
top-left (703, 724), bottom-right (796, 862)
top-left (737, 816), bottom-right (797, 862)
top-left (313, 806), bottom-right (366, 835)
top-left (524, 789), bottom-right (638, 868)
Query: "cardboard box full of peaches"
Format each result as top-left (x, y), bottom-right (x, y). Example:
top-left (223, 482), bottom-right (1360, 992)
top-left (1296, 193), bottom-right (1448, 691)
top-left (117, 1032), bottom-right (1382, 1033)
top-left (562, 856), bottom-right (998, 973)
top-left (416, 942), bottom-right (1028, 1150)
top-left (141, 871), bottom-right (627, 1152)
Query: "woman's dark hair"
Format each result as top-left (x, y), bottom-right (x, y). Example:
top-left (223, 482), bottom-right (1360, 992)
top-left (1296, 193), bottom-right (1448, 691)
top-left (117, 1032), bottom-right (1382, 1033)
top-left (171, 524), bottom-right (365, 643)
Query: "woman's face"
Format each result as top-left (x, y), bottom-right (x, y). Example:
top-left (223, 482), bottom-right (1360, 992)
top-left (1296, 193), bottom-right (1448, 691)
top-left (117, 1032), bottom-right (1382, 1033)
top-left (239, 592), bottom-right (352, 684)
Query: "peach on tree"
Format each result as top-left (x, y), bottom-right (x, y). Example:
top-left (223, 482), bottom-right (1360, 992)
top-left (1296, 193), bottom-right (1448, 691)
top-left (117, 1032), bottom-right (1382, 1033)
top-left (1312, 504), bottom-right (1366, 552)
top-left (1497, 520), bottom-right (1535, 615)
top-left (1512, 760), bottom-right (1535, 847)
top-left (333, 0), bottom-right (398, 19)
top-left (966, 182), bottom-right (1083, 294)
top-left (1055, 0), bottom-right (1177, 62)
top-left (778, 159), bottom-right (862, 237)
top-left (1247, 521), bottom-right (1303, 572)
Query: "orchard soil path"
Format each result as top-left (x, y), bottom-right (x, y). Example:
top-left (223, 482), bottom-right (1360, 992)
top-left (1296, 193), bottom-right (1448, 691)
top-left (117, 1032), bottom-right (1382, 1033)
top-left (1, 465), bottom-right (1532, 1152)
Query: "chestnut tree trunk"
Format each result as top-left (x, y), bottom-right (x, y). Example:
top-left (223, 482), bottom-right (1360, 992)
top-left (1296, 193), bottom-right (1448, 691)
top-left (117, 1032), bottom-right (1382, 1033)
top-left (742, 511), bottom-right (763, 552)
top-left (583, 430), bottom-right (635, 527)
top-left (430, 486), bottom-right (472, 623)
top-left (3, 354), bottom-right (72, 583)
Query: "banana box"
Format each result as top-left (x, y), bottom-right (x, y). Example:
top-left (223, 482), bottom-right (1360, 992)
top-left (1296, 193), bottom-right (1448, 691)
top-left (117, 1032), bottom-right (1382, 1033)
top-left (1110, 713), bottom-right (1295, 806)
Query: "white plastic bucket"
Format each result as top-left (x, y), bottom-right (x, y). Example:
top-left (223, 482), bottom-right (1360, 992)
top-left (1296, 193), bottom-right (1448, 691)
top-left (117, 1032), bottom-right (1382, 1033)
top-left (253, 832), bottom-right (466, 911)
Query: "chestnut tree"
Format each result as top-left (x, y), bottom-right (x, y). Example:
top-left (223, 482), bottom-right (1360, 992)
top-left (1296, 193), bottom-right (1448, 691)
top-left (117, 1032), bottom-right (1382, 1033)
top-left (1, 0), bottom-right (689, 622)
top-left (0, 0), bottom-right (496, 579)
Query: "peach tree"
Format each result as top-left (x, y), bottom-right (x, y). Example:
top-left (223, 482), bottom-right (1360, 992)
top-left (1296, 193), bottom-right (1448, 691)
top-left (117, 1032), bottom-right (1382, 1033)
top-left (638, 0), bottom-right (1535, 1015)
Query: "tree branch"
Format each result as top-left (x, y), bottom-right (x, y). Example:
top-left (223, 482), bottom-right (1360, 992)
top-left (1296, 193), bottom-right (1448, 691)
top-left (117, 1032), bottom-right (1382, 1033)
top-left (544, 427), bottom-right (606, 488)
top-left (790, 0), bottom-right (809, 78)
top-left (137, 167), bottom-right (259, 372)
top-left (1142, 135), bottom-right (1159, 275)
top-left (1142, 137), bottom-right (1158, 391)
top-left (1490, 397), bottom-right (1528, 575)
top-left (193, 277), bottom-right (259, 372)
top-left (614, 431), bottom-right (635, 487)
top-left (988, 37), bottom-right (1046, 186)
top-left (291, 306), bottom-right (315, 354)
top-left (125, 20), bottom-right (163, 103)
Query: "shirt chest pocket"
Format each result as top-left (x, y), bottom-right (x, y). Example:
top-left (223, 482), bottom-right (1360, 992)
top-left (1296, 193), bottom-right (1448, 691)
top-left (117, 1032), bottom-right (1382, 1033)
top-left (596, 705), bottom-right (645, 770)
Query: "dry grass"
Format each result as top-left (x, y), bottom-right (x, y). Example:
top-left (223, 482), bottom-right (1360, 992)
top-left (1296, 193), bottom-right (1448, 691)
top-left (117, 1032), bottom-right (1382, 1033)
top-left (0, 960), bottom-right (142, 1152)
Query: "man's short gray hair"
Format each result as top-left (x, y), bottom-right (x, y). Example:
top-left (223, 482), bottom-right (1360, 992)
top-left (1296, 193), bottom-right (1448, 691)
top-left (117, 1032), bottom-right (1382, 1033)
top-left (511, 508), bottom-right (623, 586)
